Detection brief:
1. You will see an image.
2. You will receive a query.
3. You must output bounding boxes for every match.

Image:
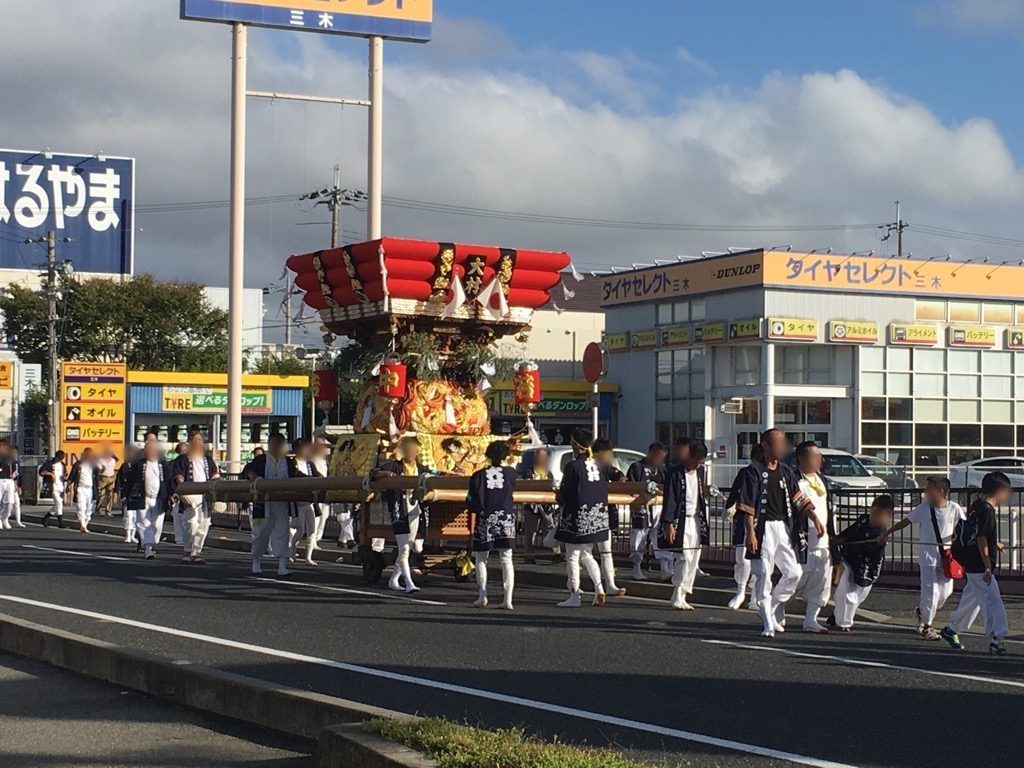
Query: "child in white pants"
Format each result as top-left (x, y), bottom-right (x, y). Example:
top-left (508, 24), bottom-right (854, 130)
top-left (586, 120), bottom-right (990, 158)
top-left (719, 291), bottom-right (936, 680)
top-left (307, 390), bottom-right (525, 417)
top-left (828, 496), bottom-right (894, 631)
top-left (941, 471), bottom-right (1011, 655)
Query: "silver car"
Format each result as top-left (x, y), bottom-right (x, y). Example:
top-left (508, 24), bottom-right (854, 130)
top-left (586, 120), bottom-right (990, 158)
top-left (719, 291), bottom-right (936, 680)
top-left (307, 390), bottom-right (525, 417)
top-left (948, 457), bottom-right (1024, 489)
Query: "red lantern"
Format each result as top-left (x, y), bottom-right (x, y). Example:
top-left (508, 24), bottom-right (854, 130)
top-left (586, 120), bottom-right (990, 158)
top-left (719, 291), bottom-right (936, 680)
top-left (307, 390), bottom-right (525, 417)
top-left (513, 363), bottom-right (542, 406)
top-left (312, 369), bottom-right (338, 405)
top-left (379, 360), bottom-right (408, 399)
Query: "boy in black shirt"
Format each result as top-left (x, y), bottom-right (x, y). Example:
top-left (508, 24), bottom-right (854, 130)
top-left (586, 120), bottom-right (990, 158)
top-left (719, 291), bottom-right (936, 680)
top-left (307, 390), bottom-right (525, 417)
top-left (827, 495), bottom-right (894, 632)
top-left (941, 471), bottom-right (1010, 655)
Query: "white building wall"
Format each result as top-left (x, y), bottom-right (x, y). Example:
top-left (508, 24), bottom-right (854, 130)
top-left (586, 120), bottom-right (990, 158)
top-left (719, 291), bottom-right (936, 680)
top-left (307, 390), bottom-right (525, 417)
top-left (202, 287), bottom-right (264, 353)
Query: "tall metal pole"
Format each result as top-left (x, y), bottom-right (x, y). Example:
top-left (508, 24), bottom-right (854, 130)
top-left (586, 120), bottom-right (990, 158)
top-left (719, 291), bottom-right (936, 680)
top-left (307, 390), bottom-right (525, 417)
top-left (367, 36), bottom-right (384, 240)
top-left (227, 22), bottom-right (247, 475)
top-left (591, 382), bottom-right (599, 438)
top-left (284, 273), bottom-right (293, 348)
top-left (46, 231), bottom-right (58, 455)
top-left (330, 164), bottom-right (341, 248)
top-left (895, 200), bottom-right (902, 258)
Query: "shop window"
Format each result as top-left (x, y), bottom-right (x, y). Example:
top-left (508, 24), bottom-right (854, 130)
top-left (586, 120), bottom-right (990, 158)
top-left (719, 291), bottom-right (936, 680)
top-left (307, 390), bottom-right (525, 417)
top-left (657, 351), bottom-right (673, 398)
top-left (1017, 424), bottom-right (1024, 447)
top-left (656, 423), bottom-right (673, 446)
top-left (862, 422), bottom-right (886, 444)
top-left (734, 347), bottom-right (761, 386)
top-left (983, 400), bottom-right (1013, 423)
top-left (948, 375), bottom-right (979, 398)
top-left (912, 348), bottom-right (944, 373)
top-left (984, 424), bottom-right (1014, 447)
top-left (915, 299), bottom-right (945, 322)
top-left (888, 423), bottom-right (913, 445)
top-left (915, 449), bottom-right (947, 470)
top-left (886, 347), bottom-right (911, 371)
top-left (655, 400), bottom-right (673, 421)
top-left (861, 398), bottom-right (886, 420)
top-left (690, 299), bottom-right (706, 323)
top-left (913, 373), bottom-right (945, 397)
top-left (948, 349), bottom-right (980, 370)
top-left (807, 346), bottom-right (832, 384)
top-left (949, 301), bottom-right (980, 323)
top-left (673, 301), bottom-right (689, 323)
top-left (860, 372), bottom-right (885, 395)
top-left (674, 399), bottom-right (692, 422)
top-left (860, 346), bottom-right (885, 370)
top-left (689, 347), bottom-right (706, 373)
top-left (1017, 306), bottom-right (1024, 326)
top-left (657, 303), bottom-right (673, 326)
top-left (946, 428), bottom-right (978, 444)
top-left (948, 400), bottom-right (980, 422)
top-left (887, 373), bottom-right (912, 397)
top-left (982, 376), bottom-right (1013, 398)
top-left (982, 352), bottom-right (1013, 375)
top-left (984, 303), bottom-right (1012, 325)
top-left (916, 423), bottom-right (948, 446)
top-left (917, 399), bottom-right (946, 421)
top-left (806, 399), bottom-right (831, 424)
top-left (888, 398), bottom-right (913, 420)
top-left (774, 399), bottom-right (802, 425)
top-left (950, 448), bottom-right (982, 465)
top-left (736, 398), bottom-right (761, 425)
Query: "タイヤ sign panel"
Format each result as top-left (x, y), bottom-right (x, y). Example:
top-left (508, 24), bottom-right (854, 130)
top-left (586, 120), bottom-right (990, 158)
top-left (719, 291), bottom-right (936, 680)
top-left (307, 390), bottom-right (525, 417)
top-left (0, 149), bottom-right (134, 275)
top-left (181, 0), bottom-right (432, 42)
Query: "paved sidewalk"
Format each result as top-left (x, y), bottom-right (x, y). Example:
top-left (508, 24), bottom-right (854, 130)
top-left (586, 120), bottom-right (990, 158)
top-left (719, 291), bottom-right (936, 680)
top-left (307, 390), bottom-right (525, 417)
top-left (0, 652), bottom-right (314, 768)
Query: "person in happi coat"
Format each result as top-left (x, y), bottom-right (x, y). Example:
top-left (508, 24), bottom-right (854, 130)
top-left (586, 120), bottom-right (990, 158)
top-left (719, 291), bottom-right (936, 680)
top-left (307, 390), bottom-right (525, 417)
top-left (661, 439), bottom-right (710, 611)
top-left (310, 438), bottom-right (335, 551)
top-left (117, 446), bottom-right (140, 545)
top-left (121, 440), bottom-right (173, 559)
top-left (168, 442), bottom-right (188, 545)
top-left (792, 441), bottom-right (839, 633)
top-left (593, 439), bottom-right (627, 597)
top-left (95, 444), bottom-right (119, 517)
top-left (626, 441), bottom-right (668, 581)
top-left (171, 431), bottom-right (220, 564)
top-left (522, 448), bottom-right (559, 561)
top-left (467, 440), bottom-right (517, 610)
top-left (554, 429), bottom-right (608, 608)
top-left (5, 446), bottom-right (24, 529)
top-left (246, 433), bottom-right (292, 577)
top-left (725, 443), bottom-right (763, 610)
top-left (0, 440), bottom-right (17, 531)
top-left (40, 451), bottom-right (67, 528)
top-left (735, 429), bottom-right (822, 637)
top-left (69, 447), bottom-right (98, 533)
top-left (287, 438), bottom-right (323, 565)
top-left (827, 495), bottom-right (894, 632)
top-left (371, 436), bottom-right (433, 593)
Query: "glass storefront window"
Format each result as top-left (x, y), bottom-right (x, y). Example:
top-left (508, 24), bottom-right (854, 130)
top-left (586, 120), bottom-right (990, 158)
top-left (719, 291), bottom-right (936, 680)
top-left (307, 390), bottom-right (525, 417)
top-left (861, 398), bottom-right (886, 420)
top-left (774, 399), bottom-right (802, 425)
top-left (862, 423), bottom-right (885, 444)
top-left (915, 300), bottom-right (945, 322)
top-left (861, 372), bottom-right (885, 395)
top-left (887, 347), bottom-right (911, 371)
top-left (734, 347), bottom-right (761, 386)
top-left (690, 299), bottom-right (705, 322)
top-left (950, 424), bottom-right (981, 445)
top-left (948, 400), bottom-right (980, 421)
top-left (690, 348), bottom-right (706, 373)
top-left (949, 375), bottom-right (979, 397)
top-left (913, 348), bottom-right (944, 372)
top-left (736, 398), bottom-right (760, 425)
top-left (982, 376), bottom-right (1012, 398)
top-left (917, 399), bottom-right (945, 421)
top-left (914, 373), bottom-right (945, 396)
top-left (888, 373), bottom-right (911, 397)
top-left (807, 399), bottom-right (831, 424)
top-left (982, 352), bottom-right (1013, 375)
top-left (861, 346), bottom-right (885, 370)
top-left (657, 303), bottom-right (673, 326)
top-left (949, 301), bottom-right (980, 323)
top-left (807, 346), bottom-right (832, 384)
top-left (983, 400), bottom-right (1013, 422)
top-left (916, 423), bottom-right (948, 445)
top-left (673, 301), bottom-right (689, 323)
top-left (888, 398), bottom-right (913, 420)
top-left (889, 423), bottom-right (913, 444)
top-left (949, 349), bottom-right (980, 370)
top-left (984, 424), bottom-right (1014, 447)
top-left (657, 351), bottom-right (673, 398)
top-left (984, 303), bottom-right (1012, 325)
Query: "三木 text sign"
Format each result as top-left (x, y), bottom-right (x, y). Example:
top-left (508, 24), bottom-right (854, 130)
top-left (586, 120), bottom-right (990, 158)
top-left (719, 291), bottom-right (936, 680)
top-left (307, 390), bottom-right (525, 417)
top-left (181, 0), bottom-right (432, 42)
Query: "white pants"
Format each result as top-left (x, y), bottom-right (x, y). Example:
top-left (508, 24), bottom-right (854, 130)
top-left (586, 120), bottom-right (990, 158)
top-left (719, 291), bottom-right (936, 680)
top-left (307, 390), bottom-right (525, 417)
top-left (52, 489), bottom-right (64, 517)
top-left (795, 547), bottom-right (833, 623)
top-left (475, 549), bottom-right (514, 603)
top-left (734, 546), bottom-right (754, 596)
top-left (337, 508), bottom-right (355, 544)
top-left (288, 503), bottom-right (316, 558)
top-left (630, 505), bottom-right (665, 562)
top-left (252, 503), bottom-right (291, 568)
top-left (753, 520), bottom-right (803, 632)
top-left (312, 508), bottom-right (329, 546)
top-left (9, 490), bottom-right (20, 526)
top-left (564, 542), bottom-right (603, 595)
top-left (180, 502), bottom-right (212, 557)
top-left (948, 572), bottom-right (1008, 641)
top-left (0, 479), bottom-right (14, 525)
top-left (390, 513), bottom-right (421, 590)
top-left (76, 487), bottom-right (94, 528)
top-left (134, 500), bottom-right (166, 547)
top-left (832, 567), bottom-right (873, 628)
top-left (171, 503), bottom-right (184, 545)
top-left (670, 520), bottom-right (700, 606)
top-left (124, 508), bottom-right (139, 541)
top-left (596, 531), bottom-right (620, 592)
top-left (918, 548), bottom-right (954, 627)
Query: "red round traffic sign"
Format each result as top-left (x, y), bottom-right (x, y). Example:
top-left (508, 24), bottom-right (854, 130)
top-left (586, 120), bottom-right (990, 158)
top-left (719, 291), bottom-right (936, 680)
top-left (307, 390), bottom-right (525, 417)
top-left (582, 342), bottom-right (606, 384)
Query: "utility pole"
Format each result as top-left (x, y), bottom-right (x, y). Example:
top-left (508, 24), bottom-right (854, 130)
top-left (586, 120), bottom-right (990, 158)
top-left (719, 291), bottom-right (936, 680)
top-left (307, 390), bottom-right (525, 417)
top-left (284, 272), bottom-right (293, 348)
top-left (880, 200), bottom-right (907, 257)
top-left (329, 165), bottom-right (341, 248)
top-left (46, 231), bottom-right (58, 456)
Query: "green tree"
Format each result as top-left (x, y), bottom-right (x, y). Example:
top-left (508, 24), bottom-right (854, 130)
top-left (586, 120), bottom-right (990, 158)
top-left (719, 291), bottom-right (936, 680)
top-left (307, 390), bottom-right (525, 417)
top-left (0, 276), bottom-right (228, 381)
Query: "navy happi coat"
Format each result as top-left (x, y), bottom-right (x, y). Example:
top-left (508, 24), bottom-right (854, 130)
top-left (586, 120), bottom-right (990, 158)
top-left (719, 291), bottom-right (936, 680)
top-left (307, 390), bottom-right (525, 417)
top-left (378, 459), bottom-right (432, 536)
top-left (555, 454), bottom-right (609, 545)
top-left (626, 459), bottom-right (665, 530)
top-left (658, 463), bottom-right (710, 552)
top-left (734, 460), bottom-right (808, 563)
top-left (467, 465), bottom-right (517, 552)
top-left (838, 514), bottom-right (886, 587)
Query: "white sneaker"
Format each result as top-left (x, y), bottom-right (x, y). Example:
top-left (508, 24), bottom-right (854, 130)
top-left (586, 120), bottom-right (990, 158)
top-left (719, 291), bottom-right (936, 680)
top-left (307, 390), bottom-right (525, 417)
top-left (472, 595), bottom-right (488, 608)
top-left (727, 592), bottom-right (746, 610)
top-left (558, 592), bottom-right (582, 608)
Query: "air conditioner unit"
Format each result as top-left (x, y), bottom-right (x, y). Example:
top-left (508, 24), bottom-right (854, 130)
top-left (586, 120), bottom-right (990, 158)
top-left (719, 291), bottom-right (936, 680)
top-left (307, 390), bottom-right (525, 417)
top-left (720, 398), bottom-right (744, 415)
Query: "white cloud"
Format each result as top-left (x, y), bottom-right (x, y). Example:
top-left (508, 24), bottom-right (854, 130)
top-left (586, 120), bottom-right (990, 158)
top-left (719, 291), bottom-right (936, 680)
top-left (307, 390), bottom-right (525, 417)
top-left (2, 0), bottom-right (1024, 348)
top-left (940, 0), bottom-right (1024, 27)
top-left (675, 46), bottom-right (716, 78)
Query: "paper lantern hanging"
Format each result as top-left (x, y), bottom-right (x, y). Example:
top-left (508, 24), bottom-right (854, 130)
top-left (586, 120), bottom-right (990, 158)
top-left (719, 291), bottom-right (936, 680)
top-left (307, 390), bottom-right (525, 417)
top-left (513, 362), bottom-right (542, 406)
top-left (312, 369), bottom-right (338, 409)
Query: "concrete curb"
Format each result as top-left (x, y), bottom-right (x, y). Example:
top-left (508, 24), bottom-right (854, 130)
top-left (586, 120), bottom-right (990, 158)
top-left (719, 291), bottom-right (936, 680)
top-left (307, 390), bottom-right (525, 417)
top-left (0, 611), bottom-right (435, 768)
top-left (18, 510), bottom-right (894, 623)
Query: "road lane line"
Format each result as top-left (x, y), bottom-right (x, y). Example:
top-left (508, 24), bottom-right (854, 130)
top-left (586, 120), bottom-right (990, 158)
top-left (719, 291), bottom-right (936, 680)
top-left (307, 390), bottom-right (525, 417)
top-left (703, 639), bottom-right (1024, 690)
top-left (20, 545), bottom-right (132, 563)
top-left (0, 594), bottom-right (854, 768)
top-left (265, 577), bottom-right (447, 606)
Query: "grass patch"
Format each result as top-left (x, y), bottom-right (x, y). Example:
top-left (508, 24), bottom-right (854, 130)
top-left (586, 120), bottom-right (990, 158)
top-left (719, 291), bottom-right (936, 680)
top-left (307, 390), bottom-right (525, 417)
top-left (364, 717), bottom-right (676, 768)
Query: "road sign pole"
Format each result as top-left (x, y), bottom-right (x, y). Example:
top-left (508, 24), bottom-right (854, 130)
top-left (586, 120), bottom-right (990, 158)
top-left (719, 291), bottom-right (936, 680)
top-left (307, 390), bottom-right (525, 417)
top-left (227, 22), bottom-right (247, 475)
top-left (591, 381), bottom-right (599, 438)
top-left (367, 35), bottom-right (383, 239)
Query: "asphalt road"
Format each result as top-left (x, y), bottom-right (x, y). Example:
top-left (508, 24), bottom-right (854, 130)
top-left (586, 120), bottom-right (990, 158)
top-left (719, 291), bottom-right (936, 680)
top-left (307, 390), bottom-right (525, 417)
top-left (0, 651), bottom-right (313, 768)
top-left (0, 525), bottom-right (1021, 768)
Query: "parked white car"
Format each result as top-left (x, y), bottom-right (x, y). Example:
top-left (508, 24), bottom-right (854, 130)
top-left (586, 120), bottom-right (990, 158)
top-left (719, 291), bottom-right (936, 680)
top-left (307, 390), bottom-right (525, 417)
top-left (787, 448), bottom-right (888, 492)
top-left (515, 445), bottom-right (645, 486)
top-left (948, 457), bottom-right (1024, 489)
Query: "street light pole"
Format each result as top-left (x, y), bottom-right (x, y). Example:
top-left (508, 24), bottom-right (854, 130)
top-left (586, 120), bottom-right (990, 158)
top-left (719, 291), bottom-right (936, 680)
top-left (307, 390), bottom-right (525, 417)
top-left (227, 22), bottom-right (247, 475)
top-left (330, 165), bottom-right (342, 248)
top-left (46, 231), bottom-right (58, 455)
top-left (367, 36), bottom-right (383, 240)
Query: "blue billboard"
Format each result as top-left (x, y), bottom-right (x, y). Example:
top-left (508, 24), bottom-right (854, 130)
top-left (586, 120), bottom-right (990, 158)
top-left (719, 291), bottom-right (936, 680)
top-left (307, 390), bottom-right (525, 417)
top-left (0, 149), bottom-right (135, 275)
top-left (181, 0), bottom-right (432, 42)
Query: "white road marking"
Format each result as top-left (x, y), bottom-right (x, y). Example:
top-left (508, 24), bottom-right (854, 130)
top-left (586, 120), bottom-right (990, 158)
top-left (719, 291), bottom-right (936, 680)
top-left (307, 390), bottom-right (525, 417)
top-left (266, 577), bottom-right (447, 606)
top-left (20, 544), bottom-right (132, 563)
top-left (704, 639), bottom-right (1024, 690)
top-left (0, 595), bottom-right (855, 768)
